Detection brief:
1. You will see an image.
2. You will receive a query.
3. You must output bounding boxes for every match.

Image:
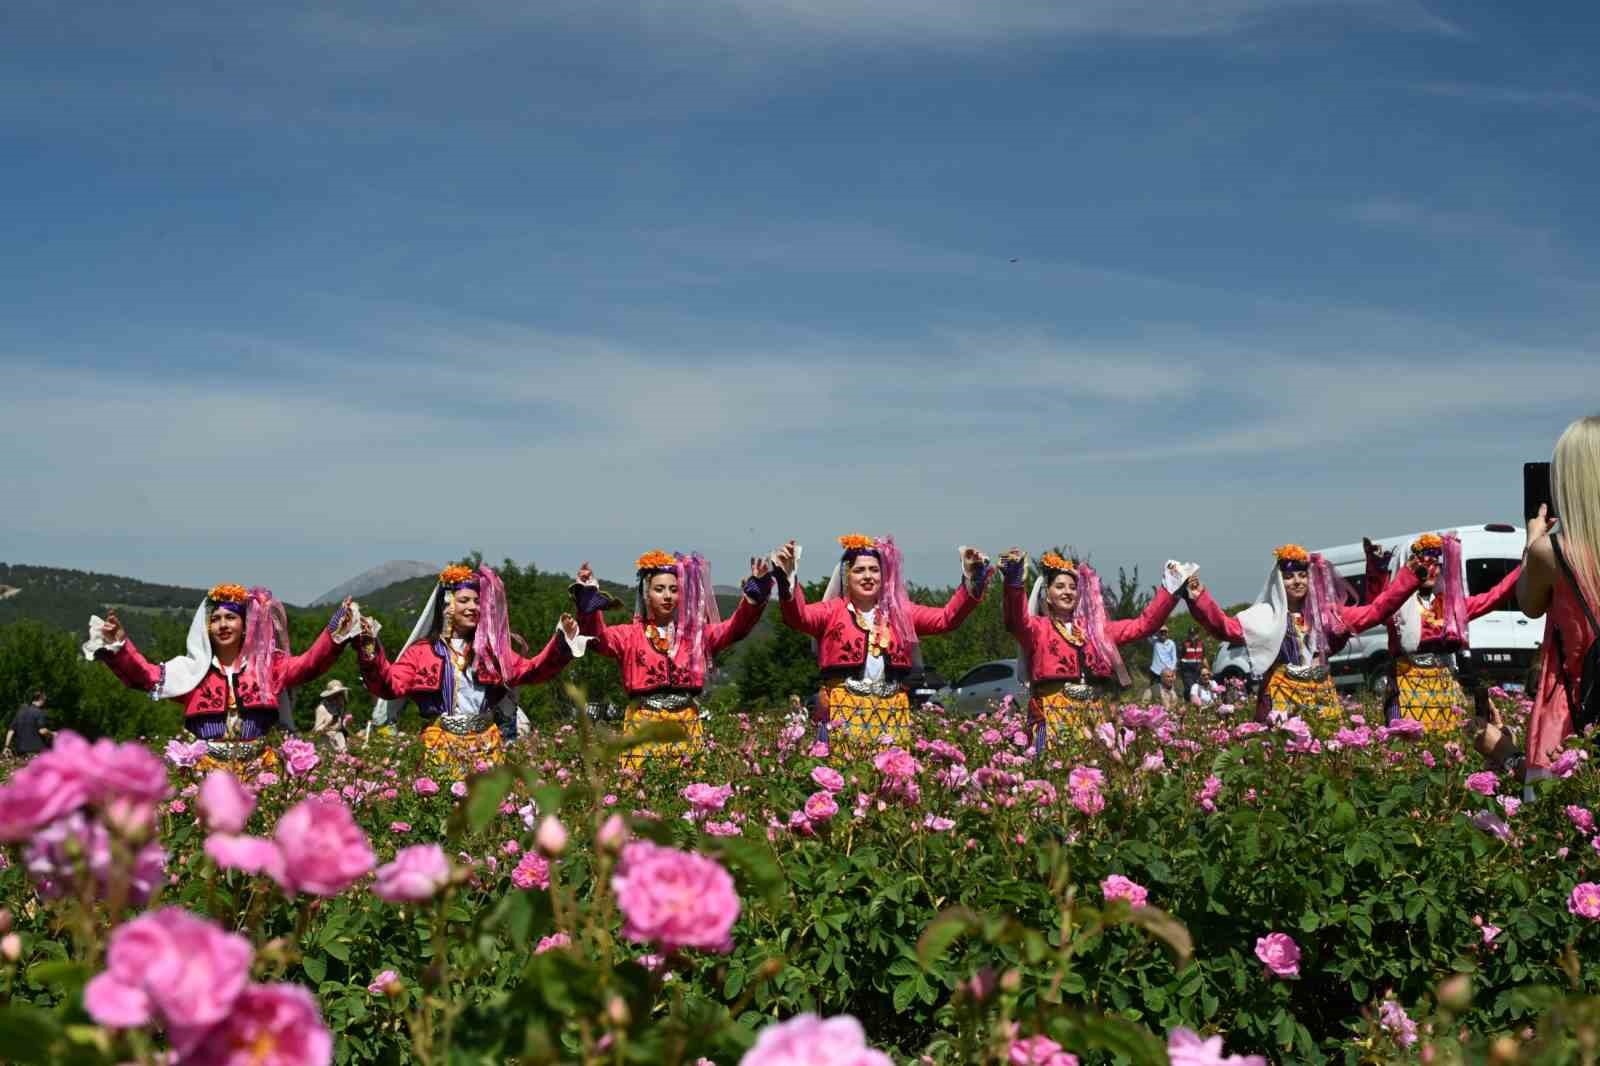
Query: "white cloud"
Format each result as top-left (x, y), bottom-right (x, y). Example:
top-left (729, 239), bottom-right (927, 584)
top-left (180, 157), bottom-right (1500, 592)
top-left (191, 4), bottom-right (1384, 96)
top-left (1409, 81), bottom-right (1600, 114)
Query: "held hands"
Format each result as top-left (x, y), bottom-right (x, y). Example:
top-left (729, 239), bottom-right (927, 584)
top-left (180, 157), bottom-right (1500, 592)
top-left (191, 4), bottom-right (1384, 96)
top-left (771, 541), bottom-right (799, 576)
top-left (101, 611), bottom-right (125, 645)
top-left (962, 546), bottom-right (990, 577)
top-left (1185, 575), bottom-right (1205, 600)
top-left (750, 556), bottom-right (772, 580)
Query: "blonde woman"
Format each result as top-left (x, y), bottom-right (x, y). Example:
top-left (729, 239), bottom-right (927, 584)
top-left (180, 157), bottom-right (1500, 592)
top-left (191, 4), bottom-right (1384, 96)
top-left (1518, 415), bottom-right (1600, 774)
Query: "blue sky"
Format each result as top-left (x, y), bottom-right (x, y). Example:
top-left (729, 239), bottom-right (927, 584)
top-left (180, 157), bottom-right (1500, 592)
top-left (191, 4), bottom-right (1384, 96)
top-left (4, 0), bottom-right (1597, 607)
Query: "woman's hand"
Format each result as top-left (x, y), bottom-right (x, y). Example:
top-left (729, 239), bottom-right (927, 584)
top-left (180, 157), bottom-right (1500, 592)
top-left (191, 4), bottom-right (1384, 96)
top-left (750, 556), bottom-right (772, 579)
top-left (999, 547), bottom-right (1024, 567)
top-left (772, 541), bottom-right (798, 575)
top-left (577, 562), bottom-right (594, 585)
top-left (1407, 554), bottom-right (1439, 582)
top-left (962, 546), bottom-right (989, 576)
top-left (559, 613), bottom-right (580, 640)
top-left (101, 611), bottom-right (125, 645)
top-left (1362, 537), bottom-right (1391, 564)
top-left (1186, 575), bottom-right (1205, 600)
top-left (1527, 503), bottom-right (1554, 547)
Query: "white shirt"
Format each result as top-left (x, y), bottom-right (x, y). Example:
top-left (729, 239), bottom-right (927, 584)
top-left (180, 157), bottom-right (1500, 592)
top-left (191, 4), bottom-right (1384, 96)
top-left (857, 607), bottom-right (886, 682)
top-left (449, 638), bottom-right (490, 718)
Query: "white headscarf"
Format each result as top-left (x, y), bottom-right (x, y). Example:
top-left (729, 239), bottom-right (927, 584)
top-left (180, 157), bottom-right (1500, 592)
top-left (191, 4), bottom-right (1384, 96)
top-left (1233, 568), bottom-right (1293, 679)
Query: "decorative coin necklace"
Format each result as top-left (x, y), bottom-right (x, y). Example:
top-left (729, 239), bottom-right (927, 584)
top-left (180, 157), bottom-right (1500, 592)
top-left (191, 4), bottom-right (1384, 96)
top-left (850, 605), bottom-right (890, 658)
top-left (645, 622), bottom-right (672, 655)
top-left (1419, 592), bottom-right (1443, 628)
top-left (1051, 618), bottom-right (1085, 647)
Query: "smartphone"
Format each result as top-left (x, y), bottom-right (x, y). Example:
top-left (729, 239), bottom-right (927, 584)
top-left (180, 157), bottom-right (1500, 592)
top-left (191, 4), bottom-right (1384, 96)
top-left (1524, 461), bottom-right (1554, 522)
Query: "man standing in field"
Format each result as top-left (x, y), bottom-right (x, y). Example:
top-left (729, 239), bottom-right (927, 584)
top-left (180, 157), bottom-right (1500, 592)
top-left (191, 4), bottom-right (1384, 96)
top-left (4, 690), bottom-right (55, 758)
top-left (1150, 626), bottom-right (1178, 696)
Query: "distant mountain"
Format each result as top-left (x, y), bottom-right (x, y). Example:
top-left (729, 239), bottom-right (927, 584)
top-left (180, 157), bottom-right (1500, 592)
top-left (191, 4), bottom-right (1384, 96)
top-left (312, 561), bottom-right (439, 606)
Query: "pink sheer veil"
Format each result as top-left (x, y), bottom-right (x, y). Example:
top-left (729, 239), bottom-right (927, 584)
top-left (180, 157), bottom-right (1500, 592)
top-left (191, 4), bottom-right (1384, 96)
top-left (674, 552), bottom-right (721, 678)
top-left (473, 566), bottom-right (517, 684)
top-left (1307, 554), bottom-right (1356, 654)
top-left (1072, 563), bottom-right (1132, 687)
top-left (243, 587), bottom-right (290, 703)
top-left (875, 536), bottom-right (919, 653)
top-left (1439, 534), bottom-right (1468, 644)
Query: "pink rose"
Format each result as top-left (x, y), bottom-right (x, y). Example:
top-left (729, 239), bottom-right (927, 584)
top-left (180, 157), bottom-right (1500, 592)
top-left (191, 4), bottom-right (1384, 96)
top-left (872, 748), bottom-right (920, 779)
top-left (205, 833), bottom-right (287, 883)
top-left (0, 745), bottom-right (94, 842)
top-left (1566, 806), bottom-right (1595, 835)
top-left (1009, 1033), bottom-right (1079, 1065)
top-left (804, 791), bottom-right (839, 823)
top-left (164, 738), bottom-right (210, 768)
top-left (84, 907), bottom-right (252, 1033)
top-left (26, 812), bottom-right (165, 904)
top-left (1254, 932), bottom-right (1301, 978)
top-left (413, 777), bottom-right (440, 796)
top-left (198, 771), bottom-right (255, 834)
top-left (1465, 771), bottom-right (1499, 796)
top-left (450, 781), bottom-right (468, 798)
top-left (739, 1013), bottom-right (892, 1066)
top-left (373, 844), bottom-right (452, 903)
top-left (511, 851), bottom-right (551, 890)
top-left (367, 970), bottom-right (400, 995)
top-left (535, 932), bottom-right (571, 954)
top-left (811, 766), bottom-right (846, 793)
top-left (176, 982), bottom-right (333, 1066)
top-left (682, 783), bottom-right (735, 812)
top-left (1167, 1027), bottom-right (1267, 1066)
top-left (613, 841), bottom-right (740, 954)
top-left (1569, 882), bottom-right (1600, 919)
top-left (923, 815), bottom-right (956, 832)
top-left (271, 796), bottom-right (375, 896)
top-left (1101, 875), bottom-right (1149, 908)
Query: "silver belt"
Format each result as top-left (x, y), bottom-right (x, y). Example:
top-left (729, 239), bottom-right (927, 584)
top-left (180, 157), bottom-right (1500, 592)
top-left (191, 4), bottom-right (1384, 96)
top-left (1402, 652), bottom-right (1452, 669)
top-left (1283, 662), bottom-right (1329, 682)
top-left (1034, 681), bottom-right (1103, 701)
top-left (842, 677), bottom-right (903, 699)
top-left (638, 691), bottom-right (698, 712)
top-left (206, 738), bottom-right (266, 761)
top-left (437, 709), bottom-right (493, 735)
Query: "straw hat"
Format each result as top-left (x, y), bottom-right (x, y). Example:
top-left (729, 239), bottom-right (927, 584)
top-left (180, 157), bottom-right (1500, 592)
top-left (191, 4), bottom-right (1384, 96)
top-left (319, 680), bottom-right (350, 699)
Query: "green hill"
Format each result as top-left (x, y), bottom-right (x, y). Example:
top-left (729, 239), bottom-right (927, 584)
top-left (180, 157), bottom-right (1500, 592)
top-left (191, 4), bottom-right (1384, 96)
top-left (0, 563), bottom-right (205, 648)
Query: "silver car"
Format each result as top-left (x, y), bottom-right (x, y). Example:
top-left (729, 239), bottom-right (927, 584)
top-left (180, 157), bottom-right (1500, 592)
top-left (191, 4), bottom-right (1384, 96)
top-left (943, 658), bottom-right (1029, 716)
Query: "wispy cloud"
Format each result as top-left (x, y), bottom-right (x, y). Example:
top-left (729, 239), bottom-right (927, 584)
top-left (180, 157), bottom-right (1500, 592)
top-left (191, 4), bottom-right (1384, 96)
top-left (1345, 198), bottom-right (1556, 250)
top-left (1409, 81), bottom-right (1600, 114)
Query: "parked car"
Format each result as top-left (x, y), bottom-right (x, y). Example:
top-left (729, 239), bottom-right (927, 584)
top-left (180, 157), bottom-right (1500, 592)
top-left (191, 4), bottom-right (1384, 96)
top-left (1211, 523), bottom-right (1541, 693)
top-left (941, 658), bottom-right (1029, 716)
top-left (905, 669), bottom-right (949, 710)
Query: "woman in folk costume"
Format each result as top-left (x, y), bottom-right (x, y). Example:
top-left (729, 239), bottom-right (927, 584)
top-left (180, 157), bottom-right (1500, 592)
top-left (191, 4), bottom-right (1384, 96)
top-left (771, 535), bottom-right (991, 754)
top-left (356, 563), bottom-right (576, 767)
top-left (999, 548), bottom-right (1196, 754)
top-left (1363, 532), bottom-right (1521, 731)
top-left (1186, 544), bottom-right (1426, 721)
top-left (85, 585), bottom-right (360, 773)
top-left (570, 551), bottom-right (773, 767)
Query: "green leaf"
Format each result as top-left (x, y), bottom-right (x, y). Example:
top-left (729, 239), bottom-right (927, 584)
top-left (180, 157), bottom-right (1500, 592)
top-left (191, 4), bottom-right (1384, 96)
top-left (451, 767), bottom-right (515, 838)
top-left (603, 721), bottom-right (688, 760)
top-left (302, 953), bottom-right (327, 984)
top-left (0, 1003), bottom-right (63, 1064)
top-left (1113, 904), bottom-right (1194, 965)
top-left (703, 834), bottom-right (789, 913)
top-left (25, 961), bottom-right (91, 993)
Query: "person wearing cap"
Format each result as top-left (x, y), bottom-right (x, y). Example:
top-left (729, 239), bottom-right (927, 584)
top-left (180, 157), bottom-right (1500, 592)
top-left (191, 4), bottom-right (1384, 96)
top-left (1187, 544), bottom-right (1427, 721)
top-left (1363, 533), bottom-right (1522, 732)
top-left (770, 534), bottom-right (991, 756)
top-left (570, 551), bottom-right (773, 767)
top-left (312, 679), bottom-right (352, 753)
top-left (1149, 625), bottom-right (1178, 691)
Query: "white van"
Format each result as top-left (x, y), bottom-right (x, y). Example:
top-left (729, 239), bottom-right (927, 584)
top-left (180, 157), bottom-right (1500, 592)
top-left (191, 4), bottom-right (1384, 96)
top-left (1212, 524), bottom-right (1541, 693)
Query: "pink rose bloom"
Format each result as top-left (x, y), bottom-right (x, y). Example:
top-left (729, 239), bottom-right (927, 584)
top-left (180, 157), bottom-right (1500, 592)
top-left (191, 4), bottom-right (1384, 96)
top-left (164, 737), bottom-right (210, 768)
top-left (1166, 1027), bottom-right (1268, 1066)
top-left (450, 781), bottom-right (468, 798)
top-left (205, 833), bottom-right (287, 883)
top-left (872, 748), bottom-right (920, 779)
top-left (390, 821), bottom-right (411, 833)
top-left (1071, 788), bottom-right (1105, 816)
top-left (535, 932), bottom-right (571, 954)
top-left (367, 970), bottom-right (400, 995)
top-left (1009, 1034), bottom-right (1079, 1065)
top-left (1101, 875), bottom-right (1149, 907)
top-left (1465, 771), bottom-right (1499, 796)
top-left (613, 840), bottom-right (740, 954)
top-left (373, 844), bottom-right (452, 903)
top-left (0, 745), bottom-right (94, 842)
top-left (1067, 767), bottom-right (1105, 792)
top-left (1551, 747), bottom-right (1588, 778)
top-left (804, 791), bottom-right (839, 823)
top-left (413, 777), bottom-right (440, 796)
top-left (281, 738), bottom-right (320, 777)
top-left (811, 766), bottom-right (846, 793)
top-left (26, 811), bottom-right (166, 904)
top-left (511, 851), bottom-right (551, 890)
top-left (198, 771), bottom-right (255, 834)
top-left (1254, 932), bottom-right (1301, 978)
top-left (681, 783), bottom-right (735, 812)
top-left (271, 796), bottom-right (375, 896)
top-left (1569, 882), bottom-right (1600, 919)
top-left (1481, 923), bottom-right (1502, 945)
top-left (704, 820), bottom-right (741, 837)
top-left (1379, 999), bottom-right (1419, 1047)
top-left (176, 982), bottom-right (333, 1066)
top-left (1567, 806), bottom-right (1595, 835)
top-left (84, 907), bottom-right (252, 1032)
top-left (740, 1013), bottom-right (892, 1066)
top-left (923, 815), bottom-right (956, 832)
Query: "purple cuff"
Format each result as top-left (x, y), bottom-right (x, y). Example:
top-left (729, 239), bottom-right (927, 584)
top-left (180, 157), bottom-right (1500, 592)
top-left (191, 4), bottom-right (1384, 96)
top-left (743, 573), bottom-right (775, 603)
top-left (1000, 558), bottom-right (1025, 587)
top-left (571, 583), bottom-right (611, 616)
top-left (966, 564), bottom-right (992, 598)
top-left (774, 568), bottom-right (793, 600)
top-left (325, 603), bottom-right (350, 636)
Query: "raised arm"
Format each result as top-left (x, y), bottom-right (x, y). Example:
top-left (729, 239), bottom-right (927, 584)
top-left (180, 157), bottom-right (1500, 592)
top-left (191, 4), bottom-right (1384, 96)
top-left (571, 563), bottom-right (624, 659)
top-left (1339, 562), bottom-right (1420, 632)
top-left (908, 548), bottom-right (991, 636)
top-left (274, 601), bottom-right (354, 690)
top-left (1516, 508), bottom-right (1556, 618)
top-left (772, 541), bottom-right (830, 637)
top-left (1184, 581), bottom-right (1246, 644)
top-left (356, 630), bottom-right (420, 701)
top-left (999, 550), bottom-right (1031, 640)
top-left (1467, 563), bottom-right (1523, 620)
top-left (707, 560), bottom-right (774, 655)
top-left (1106, 587), bottom-right (1179, 644)
top-left (91, 612), bottom-right (164, 691)
top-left (502, 629), bottom-right (574, 686)
top-left (1363, 538), bottom-right (1392, 603)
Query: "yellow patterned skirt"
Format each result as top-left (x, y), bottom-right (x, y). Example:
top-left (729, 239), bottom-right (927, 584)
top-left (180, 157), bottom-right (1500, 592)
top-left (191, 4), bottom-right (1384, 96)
top-left (1263, 668), bottom-right (1343, 720)
top-left (1394, 656), bottom-right (1466, 733)
top-left (421, 721), bottom-right (503, 771)
top-left (1029, 682), bottom-right (1109, 750)
top-left (820, 682), bottom-right (912, 758)
top-left (620, 704), bottom-right (703, 769)
top-left (196, 742), bottom-right (280, 777)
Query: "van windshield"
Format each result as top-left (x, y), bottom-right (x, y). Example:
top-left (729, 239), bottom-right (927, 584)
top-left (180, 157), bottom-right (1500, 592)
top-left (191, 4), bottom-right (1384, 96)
top-left (1466, 558), bottom-right (1520, 600)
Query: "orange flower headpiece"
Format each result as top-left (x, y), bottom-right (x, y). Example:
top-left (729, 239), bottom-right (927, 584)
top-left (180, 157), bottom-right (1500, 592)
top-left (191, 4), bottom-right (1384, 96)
top-left (635, 550), bottom-right (678, 575)
top-left (1410, 533), bottom-right (1445, 557)
top-left (1038, 551), bottom-right (1077, 576)
top-left (438, 564), bottom-right (478, 589)
top-left (208, 583), bottom-right (250, 610)
top-left (1274, 544), bottom-right (1311, 573)
top-left (837, 534), bottom-right (879, 558)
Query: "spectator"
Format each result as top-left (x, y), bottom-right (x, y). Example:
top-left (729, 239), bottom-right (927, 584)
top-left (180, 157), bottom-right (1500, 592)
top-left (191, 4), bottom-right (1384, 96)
top-left (311, 680), bottom-right (351, 753)
top-left (1179, 631), bottom-right (1207, 693)
top-left (1518, 414), bottom-right (1600, 780)
top-left (4, 690), bottom-right (54, 757)
top-left (1150, 626), bottom-right (1178, 690)
top-left (1157, 669), bottom-right (1181, 709)
top-left (1190, 664), bottom-right (1222, 708)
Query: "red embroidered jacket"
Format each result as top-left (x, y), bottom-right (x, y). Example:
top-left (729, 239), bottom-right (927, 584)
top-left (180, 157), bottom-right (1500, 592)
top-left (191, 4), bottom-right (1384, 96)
top-left (1186, 566), bottom-right (1421, 662)
top-left (779, 580), bottom-right (983, 673)
top-left (1003, 583), bottom-right (1180, 684)
top-left (1365, 557), bottom-right (1523, 656)
top-left (578, 596), bottom-right (765, 695)
top-left (358, 632), bottom-right (571, 712)
top-left (98, 630), bottom-right (342, 719)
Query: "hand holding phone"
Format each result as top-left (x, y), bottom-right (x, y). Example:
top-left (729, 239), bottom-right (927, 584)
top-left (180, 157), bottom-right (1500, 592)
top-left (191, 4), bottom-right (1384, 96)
top-left (1524, 462), bottom-right (1555, 523)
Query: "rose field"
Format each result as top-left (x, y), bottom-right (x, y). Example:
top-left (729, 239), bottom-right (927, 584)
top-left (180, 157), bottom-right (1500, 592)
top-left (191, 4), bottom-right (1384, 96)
top-left (4, 689), bottom-right (1600, 1065)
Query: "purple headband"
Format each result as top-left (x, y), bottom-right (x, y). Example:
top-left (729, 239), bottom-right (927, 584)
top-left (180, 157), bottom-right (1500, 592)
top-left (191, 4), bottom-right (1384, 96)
top-left (212, 599), bottom-right (247, 616)
top-left (841, 546), bottom-right (883, 563)
top-left (1277, 559), bottom-right (1310, 574)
